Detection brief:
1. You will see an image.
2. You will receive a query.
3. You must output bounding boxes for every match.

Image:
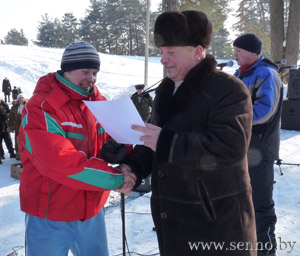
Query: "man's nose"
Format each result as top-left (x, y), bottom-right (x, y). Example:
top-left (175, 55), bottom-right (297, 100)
top-left (161, 54), bottom-right (168, 64)
top-left (86, 73), bottom-right (94, 82)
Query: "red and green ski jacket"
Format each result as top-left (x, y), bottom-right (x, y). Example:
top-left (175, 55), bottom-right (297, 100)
top-left (18, 72), bottom-right (125, 221)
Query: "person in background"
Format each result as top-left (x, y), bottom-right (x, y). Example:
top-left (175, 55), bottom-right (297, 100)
top-left (18, 41), bottom-right (136, 256)
top-left (2, 77), bottom-right (12, 103)
top-left (131, 84), bottom-right (153, 122)
top-left (0, 97), bottom-right (15, 159)
top-left (8, 93), bottom-right (27, 160)
top-left (119, 11), bottom-right (256, 256)
top-left (11, 86), bottom-right (20, 100)
top-left (233, 33), bottom-right (283, 256)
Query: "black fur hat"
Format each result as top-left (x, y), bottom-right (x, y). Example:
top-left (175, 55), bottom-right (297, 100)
top-left (154, 10), bottom-right (212, 48)
top-left (135, 84), bottom-right (145, 90)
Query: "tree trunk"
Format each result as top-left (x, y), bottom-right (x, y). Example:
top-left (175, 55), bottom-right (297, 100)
top-left (270, 0), bottom-right (284, 63)
top-left (162, 0), bottom-right (179, 11)
top-left (285, 0), bottom-right (300, 66)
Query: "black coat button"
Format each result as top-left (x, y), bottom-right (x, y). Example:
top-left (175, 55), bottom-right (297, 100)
top-left (158, 170), bottom-right (164, 177)
top-left (161, 212), bottom-right (167, 219)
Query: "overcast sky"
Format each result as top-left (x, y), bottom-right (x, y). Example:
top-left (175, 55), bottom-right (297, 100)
top-left (0, 0), bottom-right (160, 42)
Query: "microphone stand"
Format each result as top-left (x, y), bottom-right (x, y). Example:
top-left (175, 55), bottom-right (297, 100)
top-left (121, 193), bottom-right (126, 256)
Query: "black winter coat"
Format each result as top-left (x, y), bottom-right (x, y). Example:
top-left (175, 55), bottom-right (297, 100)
top-left (0, 101), bottom-right (10, 132)
top-left (2, 79), bottom-right (11, 95)
top-left (124, 55), bottom-right (256, 256)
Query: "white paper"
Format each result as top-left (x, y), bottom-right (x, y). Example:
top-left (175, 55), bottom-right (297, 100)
top-left (83, 97), bottom-right (145, 145)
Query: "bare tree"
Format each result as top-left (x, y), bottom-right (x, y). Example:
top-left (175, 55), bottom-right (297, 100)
top-left (285, 0), bottom-right (300, 65)
top-left (270, 0), bottom-right (284, 62)
top-left (270, 0), bottom-right (300, 65)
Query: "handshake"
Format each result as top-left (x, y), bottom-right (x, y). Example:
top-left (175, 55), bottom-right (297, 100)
top-left (115, 164), bottom-right (137, 195)
top-left (101, 139), bottom-right (137, 195)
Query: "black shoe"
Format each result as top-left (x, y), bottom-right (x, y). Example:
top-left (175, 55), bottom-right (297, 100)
top-left (10, 153), bottom-right (16, 158)
top-left (0, 155), bottom-right (4, 159)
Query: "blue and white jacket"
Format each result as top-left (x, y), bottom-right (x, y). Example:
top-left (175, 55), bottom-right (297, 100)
top-left (234, 56), bottom-right (283, 161)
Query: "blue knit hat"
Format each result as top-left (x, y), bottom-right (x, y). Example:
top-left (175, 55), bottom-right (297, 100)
top-left (61, 41), bottom-right (100, 73)
top-left (233, 33), bottom-right (262, 54)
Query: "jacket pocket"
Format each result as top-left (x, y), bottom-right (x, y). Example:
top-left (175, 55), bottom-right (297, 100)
top-left (197, 179), bottom-right (217, 222)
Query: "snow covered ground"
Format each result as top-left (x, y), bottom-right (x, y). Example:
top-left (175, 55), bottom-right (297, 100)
top-left (0, 44), bottom-right (299, 256)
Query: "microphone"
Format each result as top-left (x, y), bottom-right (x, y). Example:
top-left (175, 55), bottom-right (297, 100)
top-left (278, 64), bottom-right (297, 73)
top-left (217, 60), bottom-right (234, 69)
top-left (274, 59), bottom-right (287, 65)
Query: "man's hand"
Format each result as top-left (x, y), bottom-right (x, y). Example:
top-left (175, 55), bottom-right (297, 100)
top-left (115, 164), bottom-right (137, 195)
top-left (132, 123), bottom-right (162, 151)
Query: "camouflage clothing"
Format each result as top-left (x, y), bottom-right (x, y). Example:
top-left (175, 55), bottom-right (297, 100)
top-left (131, 93), bottom-right (153, 122)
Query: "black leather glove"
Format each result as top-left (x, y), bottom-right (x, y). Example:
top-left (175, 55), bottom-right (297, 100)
top-left (101, 139), bottom-right (126, 164)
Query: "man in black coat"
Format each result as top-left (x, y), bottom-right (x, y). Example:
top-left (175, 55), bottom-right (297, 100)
top-left (0, 98), bottom-right (16, 159)
top-left (119, 11), bottom-right (257, 256)
top-left (2, 77), bottom-right (12, 103)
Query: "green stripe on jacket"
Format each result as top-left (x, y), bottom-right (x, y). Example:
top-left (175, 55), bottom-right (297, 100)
top-left (97, 127), bottom-right (105, 135)
top-left (68, 168), bottom-right (124, 189)
top-left (45, 112), bottom-right (66, 137)
top-left (66, 132), bottom-right (85, 140)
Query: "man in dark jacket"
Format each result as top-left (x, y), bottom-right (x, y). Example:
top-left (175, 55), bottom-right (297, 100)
top-left (131, 84), bottom-right (153, 122)
top-left (2, 77), bottom-right (12, 103)
top-left (0, 98), bottom-right (15, 159)
top-left (233, 33), bottom-right (283, 256)
top-left (119, 11), bottom-right (256, 256)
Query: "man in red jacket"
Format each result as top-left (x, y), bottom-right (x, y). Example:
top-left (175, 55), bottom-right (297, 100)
top-left (18, 41), bottom-right (135, 256)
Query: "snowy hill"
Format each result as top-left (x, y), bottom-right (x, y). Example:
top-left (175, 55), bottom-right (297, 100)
top-left (0, 44), bottom-right (299, 256)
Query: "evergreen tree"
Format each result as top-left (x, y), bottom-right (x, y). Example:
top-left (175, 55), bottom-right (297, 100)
top-left (80, 0), bottom-right (147, 55)
top-left (79, 0), bottom-right (108, 52)
top-left (233, 0), bottom-right (270, 56)
top-left (60, 13), bottom-right (80, 46)
top-left (179, 0), bottom-right (233, 59)
top-left (4, 29), bottom-right (28, 46)
top-left (120, 0), bottom-right (147, 55)
top-left (35, 14), bottom-right (62, 47)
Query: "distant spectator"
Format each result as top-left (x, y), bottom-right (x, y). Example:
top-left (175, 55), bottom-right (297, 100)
top-left (2, 77), bottom-right (12, 103)
top-left (18, 87), bottom-right (23, 93)
top-left (0, 97), bottom-right (15, 159)
top-left (131, 84), bottom-right (153, 122)
top-left (9, 93), bottom-right (27, 160)
top-left (12, 86), bottom-right (19, 100)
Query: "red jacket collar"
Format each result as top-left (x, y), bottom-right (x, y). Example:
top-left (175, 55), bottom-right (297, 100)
top-left (239, 60), bottom-right (259, 73)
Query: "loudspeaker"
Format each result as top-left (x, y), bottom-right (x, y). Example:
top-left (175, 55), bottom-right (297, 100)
top-left (133, 175), bottom-right (151, 193)
top-left (281, 99), bottom-right (300, 130)
top-left (287, 69), bottom-right (300, 99)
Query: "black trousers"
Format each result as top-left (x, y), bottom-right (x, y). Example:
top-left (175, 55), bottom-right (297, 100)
top-left (4, 94), bottom-right (10, 103)
top-left (0, 131), bottom-right (14, 156)
top-left (249, 159), bottom-right (277, 255)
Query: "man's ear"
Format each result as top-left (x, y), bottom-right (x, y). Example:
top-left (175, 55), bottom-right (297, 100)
top-left (194, 45), bottom-right (204, 61)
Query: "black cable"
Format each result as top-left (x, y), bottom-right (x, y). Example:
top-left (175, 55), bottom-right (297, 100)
top-left (131, 79), bottom-right (162, 99)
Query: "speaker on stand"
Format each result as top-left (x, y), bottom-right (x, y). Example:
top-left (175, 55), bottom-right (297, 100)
top-left (281, 68), bottom-right (300, 131)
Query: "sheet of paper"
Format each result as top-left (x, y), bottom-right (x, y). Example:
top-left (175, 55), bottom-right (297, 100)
top-left (83, 97), bottom-right (145, 145)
